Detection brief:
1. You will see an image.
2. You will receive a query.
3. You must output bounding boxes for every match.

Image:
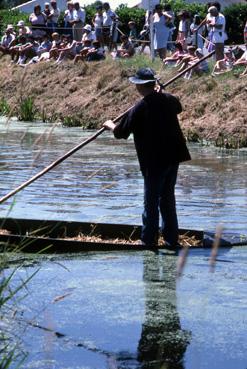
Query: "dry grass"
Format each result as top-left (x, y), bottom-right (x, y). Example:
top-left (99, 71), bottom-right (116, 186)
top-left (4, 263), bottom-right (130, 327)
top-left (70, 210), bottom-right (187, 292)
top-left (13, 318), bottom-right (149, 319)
top-left (0, 55), bottom-right (246, 146)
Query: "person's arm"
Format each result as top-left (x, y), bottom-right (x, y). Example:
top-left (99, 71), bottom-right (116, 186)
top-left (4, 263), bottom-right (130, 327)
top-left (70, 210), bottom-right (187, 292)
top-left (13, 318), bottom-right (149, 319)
top-left (104, 101), bottom-right (146, 139)
top-left (193, 17), bottom-right (207, 33)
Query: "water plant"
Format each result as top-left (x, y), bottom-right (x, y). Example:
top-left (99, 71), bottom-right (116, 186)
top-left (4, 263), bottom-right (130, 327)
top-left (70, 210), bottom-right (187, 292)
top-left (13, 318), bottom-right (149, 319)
top-left (0, 249), bottom-right (38, 368)
top-left (18, 97), bottom-right (36, 122)
top-left (0, 98), bottom-right (10, 116)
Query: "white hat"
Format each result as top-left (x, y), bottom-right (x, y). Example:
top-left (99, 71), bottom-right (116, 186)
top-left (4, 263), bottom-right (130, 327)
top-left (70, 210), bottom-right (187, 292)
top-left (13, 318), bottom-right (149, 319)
top-left (83, 24), bottom-right (92, 32)
top-left (17, 20), bottom-right (25, 27)
top-left (6, 24), bottom-right (14, 31)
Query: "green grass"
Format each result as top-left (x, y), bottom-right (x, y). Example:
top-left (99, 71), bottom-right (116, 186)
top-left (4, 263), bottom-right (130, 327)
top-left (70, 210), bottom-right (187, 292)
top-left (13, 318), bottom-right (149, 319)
top-left (18, 97), bottom-right (36, 122)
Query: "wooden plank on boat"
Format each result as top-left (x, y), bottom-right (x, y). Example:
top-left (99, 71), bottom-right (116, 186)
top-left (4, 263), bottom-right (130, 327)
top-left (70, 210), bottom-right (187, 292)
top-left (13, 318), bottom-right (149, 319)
top-left (0, 217), bottom-right (204, 253)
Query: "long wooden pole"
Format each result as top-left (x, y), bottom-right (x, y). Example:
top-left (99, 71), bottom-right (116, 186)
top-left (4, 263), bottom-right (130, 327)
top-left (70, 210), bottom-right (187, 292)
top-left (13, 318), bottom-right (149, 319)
top-left (0, 50), bottom-right (215, 205)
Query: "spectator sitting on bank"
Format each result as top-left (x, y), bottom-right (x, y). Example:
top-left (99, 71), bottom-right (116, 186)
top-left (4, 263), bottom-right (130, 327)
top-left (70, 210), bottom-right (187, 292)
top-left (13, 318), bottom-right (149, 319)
top-left (36, 34), bottom-right (51, 55)
top-left (112, 34), bottom-right (135, 58)
top-left (29, 5), bottom-right (47, 39)
top-left (17, 20), bottom-right (31, 37)
top-left (212, 48), bottom-right (235, 75)
top-left (74, 39), bottom-right (92, 64)
top-left (86, 40), bottom-right (105, 61)
top-left (233, 47), bottom-right (247, 67)
top-left (176, 45), bottom-right (197, 71)
top-left (15, 35), bottom-right (38, 65)
top-left (9, 35), bottom-right (28, 63)
top-left (128, 21), bottom-right (137, 41)
top-left (0, 25), bottom-right (16, 55)
top-left (184, 48), bottom-right (209, 78)
top-left (55, 34), bottom-right (77, 64)
top-left (163, 42), bottom-right (185, 66)
top-left (46, 32), bottom-right (62, 60)
top-left (82, 25), bottom-right (96, 43)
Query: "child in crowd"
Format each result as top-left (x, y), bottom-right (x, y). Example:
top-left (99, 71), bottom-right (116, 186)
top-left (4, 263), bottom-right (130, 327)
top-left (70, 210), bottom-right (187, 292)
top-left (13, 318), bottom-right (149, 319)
top-left (112, 34), bottom-right (134, 58)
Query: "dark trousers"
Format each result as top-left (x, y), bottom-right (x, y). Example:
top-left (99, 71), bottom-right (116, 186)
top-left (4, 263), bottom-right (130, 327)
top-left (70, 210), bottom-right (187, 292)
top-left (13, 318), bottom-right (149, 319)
top-left (141, 164), bottom-right (179, 246)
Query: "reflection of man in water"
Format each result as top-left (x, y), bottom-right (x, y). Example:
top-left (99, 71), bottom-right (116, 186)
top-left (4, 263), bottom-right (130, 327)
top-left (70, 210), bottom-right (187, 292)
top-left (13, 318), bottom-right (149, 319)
top-left (137, 253), bottom-right (190, 368)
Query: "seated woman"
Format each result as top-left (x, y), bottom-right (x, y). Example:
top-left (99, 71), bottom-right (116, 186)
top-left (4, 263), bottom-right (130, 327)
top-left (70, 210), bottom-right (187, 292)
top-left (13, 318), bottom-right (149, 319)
top-left (86, 40), bottom-right (105, 61)
top-left (113, 35), bottom-right (135, 58)
top-left (55, 35), bottom-right (77, 64)
top-left (163, 42), bottom-right (185, 66)
top-left (212, 48), bottom-right (235, 75)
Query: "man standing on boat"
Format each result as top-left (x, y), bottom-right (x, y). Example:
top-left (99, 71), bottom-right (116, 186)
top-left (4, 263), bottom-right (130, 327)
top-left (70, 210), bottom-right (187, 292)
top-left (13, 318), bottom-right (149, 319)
top-left (103, 68), bottom-right (191, 249)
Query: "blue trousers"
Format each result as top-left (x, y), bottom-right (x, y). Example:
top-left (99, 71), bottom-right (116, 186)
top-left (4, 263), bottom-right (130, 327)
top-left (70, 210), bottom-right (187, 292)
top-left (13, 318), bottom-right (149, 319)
top-left (141, 164), bottom-right (179, 246)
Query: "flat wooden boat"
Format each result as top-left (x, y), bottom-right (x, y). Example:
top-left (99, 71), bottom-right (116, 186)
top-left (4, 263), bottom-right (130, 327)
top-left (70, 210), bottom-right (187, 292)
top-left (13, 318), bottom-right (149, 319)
top-left (0, 217), bottom-right (204, 253)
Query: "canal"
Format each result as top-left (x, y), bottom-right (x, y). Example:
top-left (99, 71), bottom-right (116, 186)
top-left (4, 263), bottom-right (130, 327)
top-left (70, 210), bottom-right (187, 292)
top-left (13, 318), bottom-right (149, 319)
top-left (0, 118), bottom-right (246, 369)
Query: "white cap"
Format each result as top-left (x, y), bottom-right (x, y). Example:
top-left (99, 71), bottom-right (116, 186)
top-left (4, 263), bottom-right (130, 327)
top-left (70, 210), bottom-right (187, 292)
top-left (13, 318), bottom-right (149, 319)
top-left (17, 20), bottom-right (25, 27)
top-left (83, 24), bottom-right (92, 32)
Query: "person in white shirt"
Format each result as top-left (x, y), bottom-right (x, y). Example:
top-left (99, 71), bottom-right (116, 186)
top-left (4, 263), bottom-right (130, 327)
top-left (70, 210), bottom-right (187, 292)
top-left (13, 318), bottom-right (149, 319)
top-left (64, 1), bottom-right (74, 38)
top-left (102, 2), bottom-right (118, 50)
top-left (47, 0), bottom-right (60, 34)
top-left (93, 5), bottom-right (104, 46)
top-left (72, 1), bottom-right (86, 41)
top-left (207, 6), bottom-right (227, 61)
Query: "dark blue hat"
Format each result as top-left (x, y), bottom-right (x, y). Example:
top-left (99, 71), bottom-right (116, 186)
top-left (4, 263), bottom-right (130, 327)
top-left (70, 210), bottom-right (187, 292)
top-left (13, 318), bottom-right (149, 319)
top-left (129, 68), bottom-right (156, 84)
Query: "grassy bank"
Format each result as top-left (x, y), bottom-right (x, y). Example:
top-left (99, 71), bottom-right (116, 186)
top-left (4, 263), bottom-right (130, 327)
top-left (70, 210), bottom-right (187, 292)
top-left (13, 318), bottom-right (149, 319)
top-left (0, 54), bottom-right (246, 148)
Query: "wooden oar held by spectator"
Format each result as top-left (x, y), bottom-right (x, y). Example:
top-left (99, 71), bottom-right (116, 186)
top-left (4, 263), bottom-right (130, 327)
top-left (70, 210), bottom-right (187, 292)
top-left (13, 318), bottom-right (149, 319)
top-left (0, 51), bottom-right (215, 205)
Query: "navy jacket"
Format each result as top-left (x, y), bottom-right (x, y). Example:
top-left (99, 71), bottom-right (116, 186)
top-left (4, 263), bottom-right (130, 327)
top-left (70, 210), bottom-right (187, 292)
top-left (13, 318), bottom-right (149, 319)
top-left (113, 91), bottom-right (191, 175)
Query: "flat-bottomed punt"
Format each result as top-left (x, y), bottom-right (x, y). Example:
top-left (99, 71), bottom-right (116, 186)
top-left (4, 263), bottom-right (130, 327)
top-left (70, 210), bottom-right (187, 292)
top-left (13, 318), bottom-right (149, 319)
top-left (0, 217), bottom-right (205, 253)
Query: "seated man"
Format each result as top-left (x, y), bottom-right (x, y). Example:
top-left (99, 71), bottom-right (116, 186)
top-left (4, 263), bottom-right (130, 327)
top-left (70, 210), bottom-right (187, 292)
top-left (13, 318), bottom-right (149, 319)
top-left (86, 40), bottom-right (105, 61)
top-left (74, 39), bottom-right (92, 64)
top-left (0, 25), bottom-right (16, 55)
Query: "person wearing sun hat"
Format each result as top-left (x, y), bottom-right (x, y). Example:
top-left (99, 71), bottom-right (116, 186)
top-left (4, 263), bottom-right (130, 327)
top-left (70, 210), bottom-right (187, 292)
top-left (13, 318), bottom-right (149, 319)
top-left (0, 25), bottom-right (16, 55)
top-left (103, 68), bottom-right (191, 249)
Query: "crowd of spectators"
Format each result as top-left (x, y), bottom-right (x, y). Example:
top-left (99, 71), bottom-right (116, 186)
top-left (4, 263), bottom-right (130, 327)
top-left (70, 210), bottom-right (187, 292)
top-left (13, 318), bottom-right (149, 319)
top-left (0, 0), bottom-right (246, 76)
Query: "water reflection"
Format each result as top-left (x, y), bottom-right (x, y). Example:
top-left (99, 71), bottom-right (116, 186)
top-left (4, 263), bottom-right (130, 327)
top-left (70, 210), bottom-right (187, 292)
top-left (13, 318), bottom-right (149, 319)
top-left (137, 254), bottom-right (190, 369)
